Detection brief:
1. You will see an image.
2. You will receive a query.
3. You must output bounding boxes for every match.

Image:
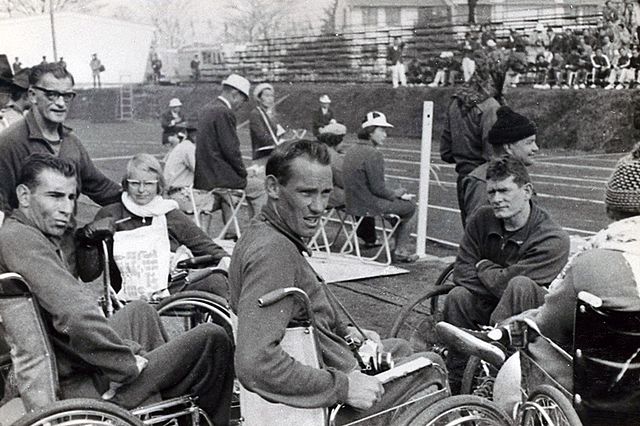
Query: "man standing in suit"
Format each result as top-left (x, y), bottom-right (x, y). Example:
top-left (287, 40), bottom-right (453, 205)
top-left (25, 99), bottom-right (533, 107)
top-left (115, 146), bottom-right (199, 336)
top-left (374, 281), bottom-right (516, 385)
top-left (387, 37), bottom-right (407, 88)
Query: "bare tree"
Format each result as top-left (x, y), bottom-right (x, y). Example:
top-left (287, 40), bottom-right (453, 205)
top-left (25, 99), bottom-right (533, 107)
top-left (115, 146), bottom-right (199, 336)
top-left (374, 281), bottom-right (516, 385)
top-left (225, 0), bottom-right (296, 42)
top-left (147, 0), bottom-right (194, 48)
top-left (0, 0), bottom-right (103, 16)
top-left (320, 0), bottom-right (338, 35)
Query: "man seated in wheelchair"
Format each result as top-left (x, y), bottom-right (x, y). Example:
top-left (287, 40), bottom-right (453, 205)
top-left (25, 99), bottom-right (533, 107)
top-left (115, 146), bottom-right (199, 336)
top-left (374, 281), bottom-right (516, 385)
top-left (444, 156), bottom-right (570, 393)
top-left (229, 140), bottom-right (448, 425)
top-left (0, 154), bottom-right (235, 424)
top-left (491, 143), bottom-right (640, 423)
top-left (80, 153), bottom-right (231, 300)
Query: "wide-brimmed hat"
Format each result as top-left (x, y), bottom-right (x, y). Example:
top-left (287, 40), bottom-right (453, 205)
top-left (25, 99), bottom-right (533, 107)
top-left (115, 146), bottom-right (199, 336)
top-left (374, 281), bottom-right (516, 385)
top-left (253, 82), bottom-right (274, 101)
top-left (605, 143), bottom-right (640, 214)
top-left (222, 73), bottom-right (250, 98)
top-left (11, 68), bottom-right (30, 90)
top-left (0, 55), bottom-right (13, 86)
top-left (169, 98), bottom-right (182, 107)
top-left (361, 111), bottom-right (393, 128)
top-left (319, 94), bottom-right (331, 104)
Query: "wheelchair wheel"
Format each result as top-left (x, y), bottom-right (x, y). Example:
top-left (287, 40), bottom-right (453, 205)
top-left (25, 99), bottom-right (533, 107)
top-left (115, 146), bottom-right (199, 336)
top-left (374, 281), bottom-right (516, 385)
top-left (519, 384), bottom-right (583, 426)
top-left (155, 290), bottom-right (233, 340)
top-left (404, 394), bottom-right (512, 425)
top-left (461, 355), bottom-right (499, 399)
top-left (389, 284), bottom-right (455, 353)
top-left (13, 398), bottom-right (142, 426)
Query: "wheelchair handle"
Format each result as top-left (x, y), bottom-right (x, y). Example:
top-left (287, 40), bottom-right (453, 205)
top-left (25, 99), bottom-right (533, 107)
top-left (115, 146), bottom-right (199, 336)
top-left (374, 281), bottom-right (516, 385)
top-left (258, 287), bottom-right (315, 324)
top-left (176, 254), bottom-right (218, 270)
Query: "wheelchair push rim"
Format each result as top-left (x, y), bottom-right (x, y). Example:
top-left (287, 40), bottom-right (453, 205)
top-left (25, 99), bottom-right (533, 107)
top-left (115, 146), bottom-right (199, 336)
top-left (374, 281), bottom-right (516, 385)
top-left (519, 384), bottom-right (583, 426)
top-left (406, 394), bottom-right (512, 425)
top-left (13, 398), bottom-right (143, 426)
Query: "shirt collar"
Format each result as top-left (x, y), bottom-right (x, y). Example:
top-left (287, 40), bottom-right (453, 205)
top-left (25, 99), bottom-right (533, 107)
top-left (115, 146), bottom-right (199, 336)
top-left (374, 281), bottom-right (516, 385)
top-left (486, 201), bottom-right (539, 244)
top-left (24, 109), bottom-right (72, 142)
top-left (260, 202), bottom-right (311, 256)
top-left (217, 96), bottom-right (232, 109)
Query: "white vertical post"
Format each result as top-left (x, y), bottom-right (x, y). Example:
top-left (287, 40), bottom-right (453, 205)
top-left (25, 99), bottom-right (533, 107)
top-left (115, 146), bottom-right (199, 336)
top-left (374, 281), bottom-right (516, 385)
top-left (416, 101), bottom-right (433, 257)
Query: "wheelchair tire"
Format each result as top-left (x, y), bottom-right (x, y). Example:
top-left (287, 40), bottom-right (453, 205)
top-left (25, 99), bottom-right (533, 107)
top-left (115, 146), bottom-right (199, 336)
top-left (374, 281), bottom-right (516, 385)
top-left (155, 290), bottom-right (233, 340)
top-left (429, 262), bottom-right (455, 313)
top-left (403, 394), bottom-right (512, 425)
top-left (13, 398), bottom-right (143, 426)
top-left (460, 355), bottom-right (499, 399)
top-left (520, 384), bottom-right (583, 426)
top-left (388, 284), bottom-right (455, 352)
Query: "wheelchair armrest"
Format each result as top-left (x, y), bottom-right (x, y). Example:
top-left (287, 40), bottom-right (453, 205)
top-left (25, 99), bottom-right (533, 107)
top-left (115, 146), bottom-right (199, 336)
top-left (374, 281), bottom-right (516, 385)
top-left (176, 254), bottom-right (218, 269)
top-left (0, 273), bottom-right (31, 297)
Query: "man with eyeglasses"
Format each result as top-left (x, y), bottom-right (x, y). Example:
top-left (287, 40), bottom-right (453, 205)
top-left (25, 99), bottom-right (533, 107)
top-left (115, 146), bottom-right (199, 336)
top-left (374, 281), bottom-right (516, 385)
top-left (0, 62), bottom-right (121, 214)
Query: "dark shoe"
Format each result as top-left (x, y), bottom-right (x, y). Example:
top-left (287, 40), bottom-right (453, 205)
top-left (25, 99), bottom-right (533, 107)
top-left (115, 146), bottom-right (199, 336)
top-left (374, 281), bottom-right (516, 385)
top-left (393, 252), bottom-right (419, 264)
top-left (223, 234), bottom-right (238, 242)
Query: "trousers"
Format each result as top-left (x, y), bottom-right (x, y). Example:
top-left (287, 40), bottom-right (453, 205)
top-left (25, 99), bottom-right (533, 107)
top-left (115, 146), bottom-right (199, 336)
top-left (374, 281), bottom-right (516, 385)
top-left (61, 302), bottom-right (235, 425)
top-left (443, 276), bottom-right (547, 393)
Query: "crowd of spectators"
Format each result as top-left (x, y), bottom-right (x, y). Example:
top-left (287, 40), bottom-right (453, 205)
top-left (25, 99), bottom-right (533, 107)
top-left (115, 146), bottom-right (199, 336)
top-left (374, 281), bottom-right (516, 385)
top-left (406, 0), bottom-right (640, 90)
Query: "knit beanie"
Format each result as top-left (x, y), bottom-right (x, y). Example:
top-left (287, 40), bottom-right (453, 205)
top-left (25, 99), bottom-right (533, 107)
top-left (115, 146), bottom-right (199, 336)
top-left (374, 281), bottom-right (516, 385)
top-left (488, 106), bottom-right (536, 146)
top-left (605, 143), bottom-right (640, 213)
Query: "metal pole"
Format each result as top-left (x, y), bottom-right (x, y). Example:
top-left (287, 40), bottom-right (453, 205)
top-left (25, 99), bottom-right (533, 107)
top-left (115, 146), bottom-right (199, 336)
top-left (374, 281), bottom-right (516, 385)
top-left (49, 0), bottom-right (58, 61)
top-left (416, 101), bottom-right (433, 257)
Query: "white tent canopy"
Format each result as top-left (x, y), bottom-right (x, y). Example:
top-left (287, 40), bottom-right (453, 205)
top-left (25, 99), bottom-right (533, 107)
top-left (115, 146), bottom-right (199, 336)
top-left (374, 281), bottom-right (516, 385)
top-left (0, 12), bottom-right (154, 86)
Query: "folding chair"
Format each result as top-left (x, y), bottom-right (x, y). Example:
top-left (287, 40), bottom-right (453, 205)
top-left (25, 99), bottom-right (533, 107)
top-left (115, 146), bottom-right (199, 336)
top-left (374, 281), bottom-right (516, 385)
top-left (307, 206), bottom-right (350, 255)
top-left (340, 214), bottom-right (401, 266)
top-left (190, 188), bottom-right (247, 240)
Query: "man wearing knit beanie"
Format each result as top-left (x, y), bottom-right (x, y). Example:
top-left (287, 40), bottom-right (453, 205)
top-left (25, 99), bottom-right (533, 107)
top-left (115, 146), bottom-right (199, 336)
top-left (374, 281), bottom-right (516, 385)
top-left (490, 144), bottom-right (640, 422)
top-left (460, 106), bottom-right (539, 223)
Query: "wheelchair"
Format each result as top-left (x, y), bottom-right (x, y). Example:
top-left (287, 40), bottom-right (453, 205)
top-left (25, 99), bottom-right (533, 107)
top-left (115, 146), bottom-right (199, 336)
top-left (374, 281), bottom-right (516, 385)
top-left (433, 291), bottom-right (640, 426)
top-left (0, 272), bottom-right (216, 426)
top-left (238, 286), bottom-right (456, 426)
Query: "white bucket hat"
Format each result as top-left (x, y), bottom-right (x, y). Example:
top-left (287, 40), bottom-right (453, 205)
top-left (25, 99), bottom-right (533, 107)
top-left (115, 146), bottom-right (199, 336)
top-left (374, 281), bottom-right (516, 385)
top-left (361, 111), bottom-right (393, 129)
top-left (253, 82), bottom-right (274, 101)
top-left (319, 94), bottom-right (331, 103)
top-left (169, 98), bottom-right (182, 107)
top-left (222, 74), bottom-right (251, 98)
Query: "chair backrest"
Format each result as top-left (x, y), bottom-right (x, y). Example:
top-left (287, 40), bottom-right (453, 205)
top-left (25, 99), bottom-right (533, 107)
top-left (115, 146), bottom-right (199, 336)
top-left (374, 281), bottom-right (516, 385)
top-left (573, 292), bottom-right (640, 419)
top-left (0, 273), bottom-right (58, 411)
top-left (239, 287), bottom-right (328, 426)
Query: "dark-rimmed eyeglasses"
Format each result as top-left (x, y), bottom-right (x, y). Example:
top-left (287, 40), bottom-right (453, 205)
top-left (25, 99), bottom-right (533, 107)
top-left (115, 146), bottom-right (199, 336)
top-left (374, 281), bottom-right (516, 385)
top-left (126, 179), bottom-right (159, 190)
top-left (32, 86), bottom-right (77, 102)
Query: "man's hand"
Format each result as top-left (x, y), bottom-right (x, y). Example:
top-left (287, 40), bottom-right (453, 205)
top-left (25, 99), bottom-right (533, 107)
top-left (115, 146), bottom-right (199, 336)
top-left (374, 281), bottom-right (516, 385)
top-left (346, 371), bottom-right (384, 410)
top-left (79, 217), bottom-right (116, 242)
top-left (135, 354), bottom-right (148, 373)
top-left (393, 187), bottom-right (407, 198)
top-left (102, 355), bottom-right (147, 400)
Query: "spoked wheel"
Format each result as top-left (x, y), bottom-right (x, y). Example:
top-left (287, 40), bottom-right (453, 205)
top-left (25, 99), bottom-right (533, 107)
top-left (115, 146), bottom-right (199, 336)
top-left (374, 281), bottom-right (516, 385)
top-left (155, 290), bottom-right (234, 340)
top-left (406, 394), bottom-right (512, 425)
top-left (461, 356), bottom-right (499, 399)
top-left (13, 398), bottom-right (142, 426)
top-left (389, 283), bottom-right (455, 353)
top-left (519, 384), bottom-right (583, 426)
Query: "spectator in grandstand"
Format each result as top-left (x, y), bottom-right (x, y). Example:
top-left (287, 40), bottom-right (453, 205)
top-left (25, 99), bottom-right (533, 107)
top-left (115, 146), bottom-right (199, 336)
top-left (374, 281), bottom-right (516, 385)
top-left (603, 0), bottom-right (620, 23)
top-left (460, 106), bottom-right (539, 221)
top-left (606, 46), bottom-right (632, 89)
top-left (0, 67), bottom-right (30, 131)
top-left (194, 73), bottom-right (265, 239)
top-left (12, 57), bottom-right (21, 74)
top-left (90, 53), bottom-right (103, 89)
top-left (492, 143), bottom-right (640, 420)
top-left (230, 139), bottom-right (447, 424)
top-left (0, 154), bottom-right (235, 425)
top-left (191, 54), bottom-right (201, 82)
top-left (344, 111), bottom-right (419, 263)
top-left (151, 54), bottom-right (162, 83)
top-left (544, 27), bottom-right (557, 49)
top-left (443, 156), bottom-right (570, 394)
top-left (428, 51), bottom-right (454, 87)
top-left (84, 153), bottom-right (230, 299)
top-left (387, 36), bottom-right (407, 88)
top-left (630, 46), bottom-right (640, 87)
top-left (561, 27), bottom-right (579, 55)
top-left (549, 51), bottom-right (566, 88)
top-left (615, 22), bottom-right (633, 47)
top-left (40, 56), bottom-right (47, 65)
top-left (590, 48), bottom-right (611, 87)
top-left (529, 22), bottom-right (547, 47)
top-left (0, 62), bottom-right (121, 214)
top-left (564, 48), bottom-right (585, 89)
top-left (440, 52), bottom-right (503, 226)
top-left (601, 35), bottom-right (616, 60)
top-left (311, 94), bottom-right (336, 136)
top-left (160, 98), bottom-right (185, 146)
top-left (461, 46), bottom-right (476, 82)
top-left (479, 24), bottom-right (497, 47)
top-left (250, 83), bottom-right (283, 160)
